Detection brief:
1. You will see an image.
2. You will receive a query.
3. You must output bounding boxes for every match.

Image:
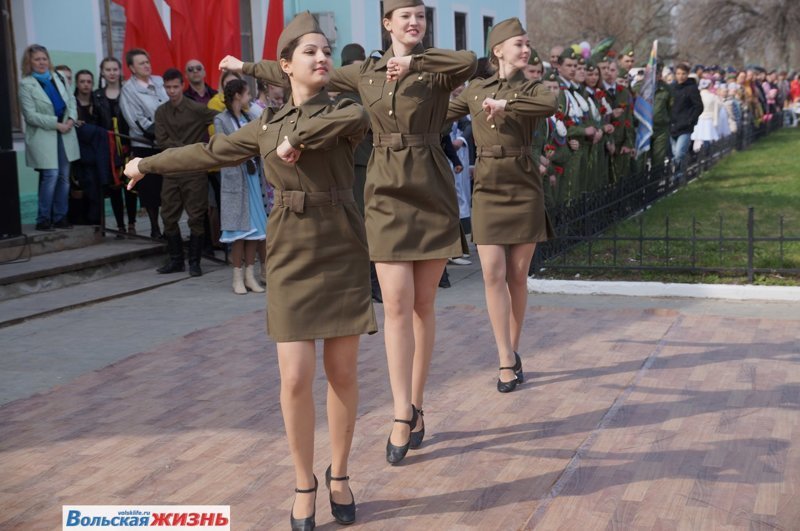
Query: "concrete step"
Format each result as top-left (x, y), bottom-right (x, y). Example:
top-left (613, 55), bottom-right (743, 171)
top-left (0, 261), bottom-right (226, 328)
top-left (0, 237), bottom-right (166, 302)
top-left (0, 224), bottom-right (103, 261)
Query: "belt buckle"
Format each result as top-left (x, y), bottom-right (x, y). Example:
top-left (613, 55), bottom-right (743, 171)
top-left (390, 132), bottom-right (404, 151)
top-left (286, 190), bottom-right (305, 213)
top-left (492, 145), bottom-right (504, 157)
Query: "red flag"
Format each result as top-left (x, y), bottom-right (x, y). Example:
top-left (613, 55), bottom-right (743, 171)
top-left (165, 0), bottom-right (201, 81)
top-left (113, 0), bottom-right (174, 77)
top-left (196, 0), bottom-right (241, 89)
top-left (262, 0), bottom-right (284, 60)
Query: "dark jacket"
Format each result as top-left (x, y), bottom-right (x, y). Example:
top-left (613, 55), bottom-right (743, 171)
top-left (92, 88), bottom-right (130, 138)
top-left (669, 78), bottom-right (702, 137)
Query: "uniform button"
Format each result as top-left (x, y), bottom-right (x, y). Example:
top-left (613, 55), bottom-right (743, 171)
top-left (417, 75), bottom-right (423, 80)
top-left (290, 120), bottom-right (295, 123)
top-left (299, 143), bottom-right (305, 149)
top-left (490, 124), bottom-right (496, 129)
top-left (369, 79), bottom-right (373, 84)
top-left (389, 110), bottom-right (393, 116)
top-left (514, 93), bottom-right (518, 98)
top-left (388, 91), bottom-right (393, 96)
top-left (262, 125), bottom-right (267, 130)
top-left (474, 96), bottom-right (478, 100)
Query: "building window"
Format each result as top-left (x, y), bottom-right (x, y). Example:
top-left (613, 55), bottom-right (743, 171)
top-left (454, 12), bottom-right (467, 51)
top-left (483, 16), bottom-right (494, 55)
top-left (239, 0), bottom-right (253, 62)
top-left (99, 0), bottom-right (125, 61)
top-left (423, 7), bottom-right (434, 48)
top-left (2, 0), bottom-right (20, 132)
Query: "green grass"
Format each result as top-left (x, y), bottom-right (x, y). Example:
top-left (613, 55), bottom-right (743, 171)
top-left (540, 127), bottom-right (800, 285)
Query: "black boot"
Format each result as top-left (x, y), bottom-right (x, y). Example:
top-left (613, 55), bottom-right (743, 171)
top-left (188, 233), bottom-right (203, 277)
top-left (157, 233), bottom-right (185, 274)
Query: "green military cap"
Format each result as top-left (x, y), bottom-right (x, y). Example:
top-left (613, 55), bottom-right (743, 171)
top-left (341, 43), bottom-right (366, 66)
top-left (383, 0), bottom-right (424, 16)
top-left (529, 46), bottom-right (541, 66)
top-left (543, 69), bottom-right (559, 82)
top-left (559, 47), bottom-right (578, 61)
top-left (277, 11), bottom-right (325, 57)
top-left (585, 59), bottom-right (598, 72)
top-left (620, 43), bottom-right (634, 57)
top-left (487, 17), bottom-right (526, 52)
top-left (577, 55), bottom-right (586, 66)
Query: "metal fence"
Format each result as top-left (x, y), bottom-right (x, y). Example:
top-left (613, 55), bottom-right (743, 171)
top-left (531, 113), bottom-right (792, 282)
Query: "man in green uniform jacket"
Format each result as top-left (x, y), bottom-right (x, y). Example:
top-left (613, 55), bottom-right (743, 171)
top-left (154, 68), bottom-right (219, 276)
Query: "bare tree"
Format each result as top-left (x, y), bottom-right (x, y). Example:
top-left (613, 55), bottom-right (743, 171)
top-left (674, 0), bottom-right (800, 69)
top-left (526, 0), bottom-right (678, 63)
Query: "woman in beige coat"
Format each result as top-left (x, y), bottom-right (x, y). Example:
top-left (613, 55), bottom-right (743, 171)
top-left (19, 44), bottom-right (80, 231)
top-left (126, 14), bottom-right (374, 529)
top-left (220, 0), bottom-right (477, 465)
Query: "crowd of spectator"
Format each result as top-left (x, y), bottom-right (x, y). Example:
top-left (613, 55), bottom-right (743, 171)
top-left (18, 38), bottom-right (798, 293)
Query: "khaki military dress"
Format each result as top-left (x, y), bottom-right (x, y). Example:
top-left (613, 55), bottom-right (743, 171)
top-left (245, 44), bottom-right (477, 261)
top-left (138, 92), bottom-right (377, 342)
top-left (446, 71), bottom-right (557, 245)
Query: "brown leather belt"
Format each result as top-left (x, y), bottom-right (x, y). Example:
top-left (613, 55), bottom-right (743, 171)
top-left (273, 188), bottom-right (355, 214)
top-left (373, 132), bottom-right (440, 150)
top-left (476, 145), bottom-right (533, 158)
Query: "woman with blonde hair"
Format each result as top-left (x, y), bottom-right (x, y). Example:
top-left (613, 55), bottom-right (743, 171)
top-left (446, 18), bottom-right (557, 393)
top-left (19, 44), bottom-right (80, 231)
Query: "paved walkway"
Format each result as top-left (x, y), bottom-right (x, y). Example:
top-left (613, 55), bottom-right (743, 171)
top-left (1, 255), bottom-right (799, 530)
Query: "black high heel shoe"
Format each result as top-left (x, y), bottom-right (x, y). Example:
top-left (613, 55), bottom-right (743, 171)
top-left (409, 405), bottom-right (425, 449)
top-left (325, 465), bottom-right (355, 525)
top-left (497, 352), bottom-right (524, 393)
top-left (290, 475), bottom-right (318, 531)
top-left (385, 406), bottom-right (418, 465)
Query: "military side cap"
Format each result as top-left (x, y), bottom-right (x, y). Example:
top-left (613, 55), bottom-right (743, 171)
top-left (341, 43), bottom-right (366, 65)
top-left (383, 0), bottom-right (424, 16)
top-left (543, 69), bottom-right (559, 82)
top-left (487, 17), bottom-right (526, 52)
top-left (277, 12), bottom-right (324, 57)
top-left (585, 59), bottom-right (598, 72)
top-left (577, 56), bottom-right (586, 66)
top-left (529, 46), bottom-right (541, 65)
top-left (620, 43), bottom-right (634, 57)
top-left (559, 47), bottom-right (578, 61)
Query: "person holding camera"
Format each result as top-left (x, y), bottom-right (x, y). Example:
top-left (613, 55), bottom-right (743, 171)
top-left (120, 48), bottom-right (168, 239)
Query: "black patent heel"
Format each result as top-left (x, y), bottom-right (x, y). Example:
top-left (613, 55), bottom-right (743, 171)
top-left (325, 464), bottom-right (355, 525)
top-left (385, 406), bottom-right (418, 465)
top-left (290, 475), bottom-right (318, 531)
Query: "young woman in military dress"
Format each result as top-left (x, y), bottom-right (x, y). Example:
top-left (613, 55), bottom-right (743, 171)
top-left (126, 14), bottom-right (375, 530)
top-left (220, 0), bottom-right (477, 465)
top-left (446, 18), bottom-right (557, 393)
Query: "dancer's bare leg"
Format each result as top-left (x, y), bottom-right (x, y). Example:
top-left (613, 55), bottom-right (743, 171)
top-left (507, 243), bottom-right (536, 352)
top-left (477, 244), bottom-right (516, 382)
top-left (323, 335), bottom-right (359, 504)
top-left (277, 341), bottom-right (316, 519)
top-left (375, 261), bottom-right (416, 445)
top-left (410, 258), bottom-right (447, 423)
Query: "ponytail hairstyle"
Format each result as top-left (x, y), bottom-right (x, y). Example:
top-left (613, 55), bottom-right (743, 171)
top-left (223, 78), bottom-right (249, 114)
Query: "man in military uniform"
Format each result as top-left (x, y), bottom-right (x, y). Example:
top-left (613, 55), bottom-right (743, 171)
top-left (601, 58), bottom-right (634, 182)
top-left (619, 44), bottom-right (635, 73)
top-left (154, 68), bottom-right (219, 276)
top-left (554, 47), bottom-right (583, 202)
top-left (523, 47), bottom-right (544, 81)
